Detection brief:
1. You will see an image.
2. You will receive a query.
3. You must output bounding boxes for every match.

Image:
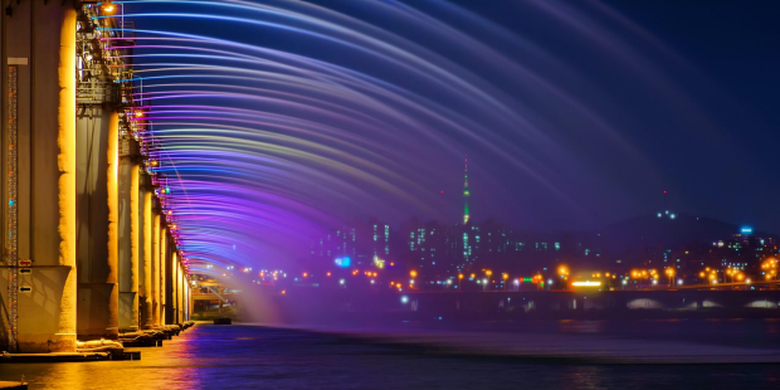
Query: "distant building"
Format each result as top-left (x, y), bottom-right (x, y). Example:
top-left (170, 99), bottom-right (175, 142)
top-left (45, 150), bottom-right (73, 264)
top-left (463, 154), bottom-right (470, 225)
top-left (310, 217), bottom-right (392, 268)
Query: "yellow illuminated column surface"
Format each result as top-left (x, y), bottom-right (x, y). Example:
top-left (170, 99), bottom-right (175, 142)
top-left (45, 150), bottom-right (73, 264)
top-left (152, 214), bottom-right (161, 327)
top-left (141, 190), bottom-right (154, 329)
top-left (15, 6), bottom-right (78, 352)
top-left (160, 226), bottom-right (168, 325)
top-left (104, 111), bottom-right (120, 338)
top-left (54, 8), bottom-right (78, 352)
top-left (130, 165), bottom-right (140, 329)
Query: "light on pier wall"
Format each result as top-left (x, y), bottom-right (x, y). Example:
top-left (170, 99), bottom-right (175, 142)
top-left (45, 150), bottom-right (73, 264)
top-left (57, 7), bottom-right (79, 353)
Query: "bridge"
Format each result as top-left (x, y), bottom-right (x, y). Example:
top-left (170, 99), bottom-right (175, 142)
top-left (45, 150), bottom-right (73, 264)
top-left (0, 1), bottom-right (190, 353)
top-left (271, 288), bottom-right (780, 323)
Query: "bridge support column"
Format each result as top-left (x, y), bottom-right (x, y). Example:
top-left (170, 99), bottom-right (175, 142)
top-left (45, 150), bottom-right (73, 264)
top-left (185, 282), bottom-right (191, 322)
top-left (175, 254), bottom-right (182, 323)
top-left (1, 3), bottom-right (78, 353)
top-left (161, 227), bottom-right (169, 324)
top-left (188, 282), bottom-right (194, 322)
top-left (152, 214), bottom-right (161, 327)
top-left (76, 109), bottom-right (120, 341)
top-left (118, 158), bottom-right (139, 332)
top-left (176, 254), bottom-right (183, 323)
top-left (179, 265), bottom-right (185, 323)
top-left (170, 252), bottom-right (178, 324)
top-left (139, 184), bottom-right (154, 329)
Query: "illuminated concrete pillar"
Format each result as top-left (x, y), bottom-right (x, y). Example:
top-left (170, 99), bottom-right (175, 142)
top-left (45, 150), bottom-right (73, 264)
top-left (151, 213), bottom-right (161, 327)
top-left (161, 227), bottom-right (168, 324)
top-left (171, 254), bottom-right (179, 323)
top-left (76, 107), bottom-right (120, 340)
top-left (187, 281), bottom-right (194, 322)
top-left (1, 3), bottom-right (78, 353)
top-left (184, 283), bottom-right (190, 322)
top-left (118, 154), bottom-right (140, 332)
top-left (139, 181), bottom-right (154, 329)
top-left (187, 281), bottom-right (192, 321)
top-left (177, 262), bottom-right (184, 323)
top-left (161, 221), bottom-right (168, 326)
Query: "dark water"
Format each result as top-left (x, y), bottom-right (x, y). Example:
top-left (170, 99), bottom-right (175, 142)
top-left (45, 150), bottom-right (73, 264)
top-left (2, 320), bottom-right (780, 389)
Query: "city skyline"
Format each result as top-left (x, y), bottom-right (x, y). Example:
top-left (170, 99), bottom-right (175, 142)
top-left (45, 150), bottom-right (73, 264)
top-left (2, 1), bottom-right (780, 387)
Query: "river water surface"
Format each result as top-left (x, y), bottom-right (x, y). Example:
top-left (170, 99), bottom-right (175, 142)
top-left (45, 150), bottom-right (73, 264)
top-left (2, 319), bottom-right (780, 389)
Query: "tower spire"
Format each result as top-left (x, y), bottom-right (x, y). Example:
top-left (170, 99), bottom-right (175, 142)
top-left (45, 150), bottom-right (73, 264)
top-left (463, 154), bottom-right (470, 225)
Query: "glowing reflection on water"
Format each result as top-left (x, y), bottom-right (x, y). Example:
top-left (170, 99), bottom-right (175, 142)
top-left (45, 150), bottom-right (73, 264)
top-left (4, 331), bottom-right (199, 390)
top-left (4, 321), bottom-right (780, 389)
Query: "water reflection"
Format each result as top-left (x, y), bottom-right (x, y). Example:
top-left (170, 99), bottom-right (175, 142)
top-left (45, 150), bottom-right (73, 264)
top-left (3, 331), bottom-right (199, 390)
top-left (3, 322), bottom-right (779, 389)
top-left (557, 319), bottom-right (605, 334)
top-left (565, 366), bottom-right (608, 390)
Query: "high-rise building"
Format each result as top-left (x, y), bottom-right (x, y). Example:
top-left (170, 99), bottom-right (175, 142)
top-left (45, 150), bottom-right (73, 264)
top-left (310, 217), bottom-right (393, 268)
top-left (463, 154), bottom-right (470, 225)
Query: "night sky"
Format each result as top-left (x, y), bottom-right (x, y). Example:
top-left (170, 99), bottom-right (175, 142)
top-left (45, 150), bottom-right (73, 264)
top-left (435, 0), bottom-right (780, 233)
top-left (123, 0), bottom-right (780, 268)
top-left (599, 0), bottom-right (780, 232)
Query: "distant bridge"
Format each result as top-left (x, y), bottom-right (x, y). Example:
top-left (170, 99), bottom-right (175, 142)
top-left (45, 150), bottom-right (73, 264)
top-left (274, 288), bottom-right (780, 318)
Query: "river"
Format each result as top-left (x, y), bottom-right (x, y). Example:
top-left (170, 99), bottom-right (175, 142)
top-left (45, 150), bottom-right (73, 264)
top-left (2, 319), bottom-right (780, 389)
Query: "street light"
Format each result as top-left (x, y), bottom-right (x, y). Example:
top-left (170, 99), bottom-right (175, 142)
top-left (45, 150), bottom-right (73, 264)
top-left (458, 273), bottom-right (464, 291)
top-left (502, 273), bottom-right (509, 290)
top-left (558, 265), bottom-right (569, 278)
top-left (664, 268), bottom-right (675, 288)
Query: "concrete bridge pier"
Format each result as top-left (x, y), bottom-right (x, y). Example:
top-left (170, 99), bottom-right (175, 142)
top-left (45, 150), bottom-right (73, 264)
top-left (170, 252), bottom-right (180, 324)
top-left (1, 2), bottom-right (78, 353)
top-left (76, 108), bottom-right (120, 341)
top-left (166, 250), bottom-right (176, 324)
top-left (179, 257), bottom-right (188, 322)
top-left (151, 213), bottom-right (161, 328)
top-left (176, 254), bottom-right (184, 323)
top-left (160, 226), bottom-right (168, 324)
top-left (118, 144), bottom-right (140, 332)
top-left (163, 231), bottom-right (187, 325)
top-left (139, 181), bottom-right (154, 329)
top-left (185, 281), bottom-right (191, 322)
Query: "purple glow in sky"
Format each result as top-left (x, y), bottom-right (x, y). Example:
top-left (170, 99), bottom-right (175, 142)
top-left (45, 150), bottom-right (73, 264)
top-left (108, 0), bottom-right (780, 272)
